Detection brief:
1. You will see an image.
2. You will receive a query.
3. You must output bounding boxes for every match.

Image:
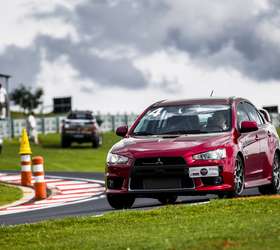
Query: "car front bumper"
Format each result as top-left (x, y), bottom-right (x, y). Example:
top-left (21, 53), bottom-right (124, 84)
top-left (105, 161), bottom-right (235, 196)
top-left (62, 132), bottom-right (96, 142)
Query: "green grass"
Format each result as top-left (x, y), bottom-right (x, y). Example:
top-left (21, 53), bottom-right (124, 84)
top-left (0, 132), bottom-right (120, 172)
top-left (0, 196), bottom-right (280, 249)
top-left (0, 183), bottom-right (22, 206)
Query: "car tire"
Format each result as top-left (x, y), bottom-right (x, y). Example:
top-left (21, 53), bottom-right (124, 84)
top-left (217, 193), bottom-right (226, 199)
top-left (92, 134), bottom-right (101, 148)
top-left (158, 195), bottom-right (178, 205)
top-left (61, 137), bottom-right (71, 148)
top-left (258, 153), bottom-right (280, 195)
top-left (106, 194), bottom-right (135, 209)
top-left (226, 155), bottom-right (245, 198)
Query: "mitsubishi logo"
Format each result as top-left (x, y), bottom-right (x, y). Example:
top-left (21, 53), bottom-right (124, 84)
top-left (155, 158), bottom-right (163, 166)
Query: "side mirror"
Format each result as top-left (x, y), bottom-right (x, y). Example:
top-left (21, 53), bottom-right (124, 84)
top-left (116, 126), bottom-right (128, 137)
top-left (240, 121), bottom-right (258, 133)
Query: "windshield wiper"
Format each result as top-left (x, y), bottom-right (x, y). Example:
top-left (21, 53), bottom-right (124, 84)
top-left (132, 132), bottom-right (156, 136)
top-left (159, 130), bottom-right (208, 135)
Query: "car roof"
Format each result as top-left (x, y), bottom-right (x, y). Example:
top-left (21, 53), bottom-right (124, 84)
top-left (152, 97), bottom-right (248, 107)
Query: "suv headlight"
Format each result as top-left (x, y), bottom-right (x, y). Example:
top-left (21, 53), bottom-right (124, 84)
top-left (106, 153), bottom-right (129, 165)
top-left (193, 149), bottom-right (226, 160)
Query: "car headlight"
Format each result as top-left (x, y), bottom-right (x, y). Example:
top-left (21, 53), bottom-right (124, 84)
top-left (193, 149), bottom-right (226, 160)
top-left (106, 153), bottom-right (129, 165)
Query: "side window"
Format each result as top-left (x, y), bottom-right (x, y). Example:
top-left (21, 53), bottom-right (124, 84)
top-left (257, 111), bottom-right (265, 124)
top-left (237, 103), bottom-right (250, 129)
top-left (244, 103), bottom-right (262, 126)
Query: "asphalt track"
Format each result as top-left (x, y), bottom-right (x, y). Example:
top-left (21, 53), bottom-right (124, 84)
top-left (0, 171), bottom-right (259, 226)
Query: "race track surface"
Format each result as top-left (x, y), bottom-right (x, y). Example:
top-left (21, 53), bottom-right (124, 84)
top-left (0, 171), bottom-right (259, 226)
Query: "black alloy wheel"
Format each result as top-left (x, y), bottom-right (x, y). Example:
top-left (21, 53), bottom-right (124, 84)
top-left (259, 153), bottom-right (280, 195)
top-left (223, 155), bottom-right (244, 198)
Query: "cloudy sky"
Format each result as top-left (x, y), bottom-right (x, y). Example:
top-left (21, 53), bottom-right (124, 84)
top-left (1, 0), bottom-right (280, 113)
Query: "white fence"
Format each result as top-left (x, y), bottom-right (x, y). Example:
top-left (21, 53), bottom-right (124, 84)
top-left (270, 113), bottom-right (280, 128)
top-left (1, 113), bottom-right (279, 139)
top-left (0, 113), bottom-right (139, 138)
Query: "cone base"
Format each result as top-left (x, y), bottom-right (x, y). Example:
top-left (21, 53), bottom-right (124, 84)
top-left (34, 182), bottom-right (47, 200)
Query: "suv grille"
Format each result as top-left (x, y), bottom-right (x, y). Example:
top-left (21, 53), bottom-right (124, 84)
top-left (130, 157), bottom-right (194, 190)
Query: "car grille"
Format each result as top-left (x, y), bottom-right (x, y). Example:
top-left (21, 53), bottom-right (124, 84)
top-left (130, 157), bottom-right (194, 190)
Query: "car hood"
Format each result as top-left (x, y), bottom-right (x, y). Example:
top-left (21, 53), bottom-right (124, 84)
top-left (111, 132), bottom-right (232, 158)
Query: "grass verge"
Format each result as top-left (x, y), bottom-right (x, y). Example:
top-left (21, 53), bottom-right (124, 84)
top-left (0, 132), bottom-right (120, 172)
top-left (0, 196), bottom-right (279, 249)
top-left (0, 183), bottom-right (22, 206)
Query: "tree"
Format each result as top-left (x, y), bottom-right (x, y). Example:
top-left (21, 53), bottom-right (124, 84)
top-left (10, 85), bottom-right (43, 113)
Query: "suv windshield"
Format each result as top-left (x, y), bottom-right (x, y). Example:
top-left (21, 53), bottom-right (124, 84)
top-left (68, 112), bottom-right (93, 120)
top-left (133, 104), bottom-right (231, 135)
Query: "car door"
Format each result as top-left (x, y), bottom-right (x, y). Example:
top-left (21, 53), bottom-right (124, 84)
top-left (256, 110), bottom-right (272, 180)
top-left (236, 102), bottom-right (260, 182)
top-left (244, 102), bottom-right (266, 180)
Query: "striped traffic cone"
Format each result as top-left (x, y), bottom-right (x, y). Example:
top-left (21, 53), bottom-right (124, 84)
top-left (32, 156), bottom-right (47, 200)
top-left (19, 128), bottom-right (32, 186)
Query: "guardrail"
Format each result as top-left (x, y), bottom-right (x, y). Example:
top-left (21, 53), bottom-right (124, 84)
top-left (0, 113), bottom-right (139, 138)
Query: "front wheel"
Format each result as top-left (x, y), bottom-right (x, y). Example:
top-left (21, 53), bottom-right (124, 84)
top-left (61, 137), bottom-right (71, 148)
top-left (107, 194), bottom-right (135, 209)
top-left (259, 153), bottom-right (280, 195)
top-left (92, 134), bottom-right (102, 148)
top-left (226, 155), bottom-right (245, 198)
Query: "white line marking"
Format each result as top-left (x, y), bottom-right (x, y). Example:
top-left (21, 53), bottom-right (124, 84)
top-left (47, 181), bottom-right (89, 186)
top-left (0, 173), bottom-right (106, 216)
top-left (44, 179), bottom-right (64, 183)
top-left (55, 183), bottom-right (101, 190)
top-left (190, 201), bottom-right (210, 206)
top-left (0, 195), bottom-right (106, 216)
top-left (34, 198), bottom-right (85, 204)
top-left (51, 193), bottom-right (95, 199)
top-left (59, 187), bottom-right (105, 194)
top-left (0, 176), bottom-right (21, 181)
top-left (46, 174), bottom-right (105, 185)
top-left (6, 204), bottom-right (52, 210)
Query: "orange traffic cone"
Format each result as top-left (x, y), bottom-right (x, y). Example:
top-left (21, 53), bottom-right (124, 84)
top-left (19, 128), bottom-right (32, 186)
top-left (32, 156), bottom-right (47, 200)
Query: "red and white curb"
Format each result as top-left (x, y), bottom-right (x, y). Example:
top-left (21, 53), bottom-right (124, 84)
top-left (0, 173), bottom-right (105, 215)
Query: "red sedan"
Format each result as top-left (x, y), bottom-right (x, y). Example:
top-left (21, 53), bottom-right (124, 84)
top-left (105, 98), bottom-right (280, 209)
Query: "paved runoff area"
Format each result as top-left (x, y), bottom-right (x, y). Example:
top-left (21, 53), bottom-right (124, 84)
top-left (0, 173), bottom-right (105, 215)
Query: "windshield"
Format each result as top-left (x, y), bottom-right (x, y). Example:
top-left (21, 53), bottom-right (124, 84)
top-left (68, 112), bottom-right (93, 120)
top-left (132, 104), bottom-right (231, 135)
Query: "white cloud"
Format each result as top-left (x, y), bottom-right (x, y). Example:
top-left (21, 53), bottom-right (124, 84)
top-left (2, 0), bottom-right (280, 113)
top-left (0, 0), bottom-right (78, 51)
top-left (37, 49), bottom-right (280, 113)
